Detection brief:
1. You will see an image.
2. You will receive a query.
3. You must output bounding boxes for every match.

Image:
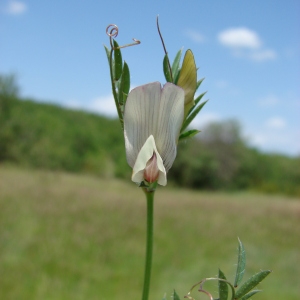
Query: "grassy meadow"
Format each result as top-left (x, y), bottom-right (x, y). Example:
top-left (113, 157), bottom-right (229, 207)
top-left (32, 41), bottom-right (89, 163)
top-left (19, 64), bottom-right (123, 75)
top-left (0, 166), bottom-right (299, 300)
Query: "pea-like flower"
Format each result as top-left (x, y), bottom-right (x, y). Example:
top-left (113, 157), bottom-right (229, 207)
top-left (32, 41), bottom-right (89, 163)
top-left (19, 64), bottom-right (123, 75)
top-left (124, 82), bottom-right (185, 186)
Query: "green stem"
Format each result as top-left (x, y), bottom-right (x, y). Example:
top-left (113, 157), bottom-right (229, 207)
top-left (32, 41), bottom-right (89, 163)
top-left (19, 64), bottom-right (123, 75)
top-left (141, 189), bottom-right (155, 300)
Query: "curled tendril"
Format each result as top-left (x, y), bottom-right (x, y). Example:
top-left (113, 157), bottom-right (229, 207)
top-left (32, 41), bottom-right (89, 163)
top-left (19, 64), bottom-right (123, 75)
top-left (184, 280), bottom-right (213, 300)
top-left (106, 24), bottom-right (119, 38)
top-left (106, 23), bottom-right (140, 49)
top-left (106, 24), bottom-right (119, 48)
top-left (184, 290), bottom-right (213, 300)
top-left (184, 278), bottom-right (236, 300)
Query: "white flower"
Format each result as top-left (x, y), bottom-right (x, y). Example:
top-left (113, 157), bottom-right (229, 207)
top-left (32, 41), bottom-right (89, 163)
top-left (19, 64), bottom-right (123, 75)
top-left (124, 82), bottom-right (185, 186)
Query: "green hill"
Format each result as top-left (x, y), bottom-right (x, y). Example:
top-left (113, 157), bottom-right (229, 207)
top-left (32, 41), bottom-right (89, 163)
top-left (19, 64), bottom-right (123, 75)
top-left (0, 93), bottom-right (130, 178)
top-left (1, 81), bottom-right (299, 196)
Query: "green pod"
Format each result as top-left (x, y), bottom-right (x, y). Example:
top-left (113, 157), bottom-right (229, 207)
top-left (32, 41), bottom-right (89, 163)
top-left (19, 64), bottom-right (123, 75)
top-left (113, 40), bottom-right (123, 81)
top-left (163, 54), bottom-right (172, 82)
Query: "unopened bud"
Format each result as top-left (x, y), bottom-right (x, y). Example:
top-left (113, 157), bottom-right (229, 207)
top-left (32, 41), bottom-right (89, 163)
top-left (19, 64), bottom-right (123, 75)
top-left (177, 49), bottom-right (197, 117)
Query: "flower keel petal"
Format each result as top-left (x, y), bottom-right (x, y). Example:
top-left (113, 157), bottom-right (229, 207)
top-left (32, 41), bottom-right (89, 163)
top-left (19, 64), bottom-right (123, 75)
top-left (132, 135), bottom-right (167, 186)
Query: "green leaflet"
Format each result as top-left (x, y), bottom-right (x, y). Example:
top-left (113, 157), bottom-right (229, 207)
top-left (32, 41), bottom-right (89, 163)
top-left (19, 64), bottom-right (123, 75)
top-left (171, 49), bottom-right (183, 84)
top-left (113, 40), bottom-right (122, 81)
top-left (179, 129), bottom-right (200, 141)
top-left (234, 238), bottom-right (246, 287)
top-left (235, 270), bottom-right (271, 299)
top-left (172, 290), bottom-right (180, 300)
top-left (104, 45), bottom-right (111, 64)
top-left (240, 290), bottom-right (261, 300)
top-left (163, 54), bottom-right (172, 82)
top-left (105, 40), bottom-right (127, 129)
top-left (218, 269), bottom-right (229, 300)
top-left (104, 44), bottom-right (115, 87)
top-left (181, 100), bottom-right (208, 133)
top-left (118, 61), bottom-right (130, 106)
top-left (196, 77), bottom-right (205, 92)
top-left (188, 92), bottom-right (207, 115)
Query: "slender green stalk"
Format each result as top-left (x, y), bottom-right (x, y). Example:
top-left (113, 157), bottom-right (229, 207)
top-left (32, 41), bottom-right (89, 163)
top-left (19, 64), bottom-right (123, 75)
top-left (141, 189), bottom-right (155, 300)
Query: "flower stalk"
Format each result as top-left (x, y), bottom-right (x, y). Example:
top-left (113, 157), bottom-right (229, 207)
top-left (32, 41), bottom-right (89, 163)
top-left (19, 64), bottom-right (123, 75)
top-left (141, 188), bottom-right (155, 300)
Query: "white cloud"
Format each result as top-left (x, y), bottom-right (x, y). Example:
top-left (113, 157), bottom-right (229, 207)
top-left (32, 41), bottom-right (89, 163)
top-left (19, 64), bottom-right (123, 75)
top-left (265, 117), bottom-right (286, 129)
top-left (3, 0), bottom-right (27, 15)
top-left (258, 95), bottom-right (280, 107)
top-left (218, 27), bottom-right (261, 49)
top-left (218, 27), bottom-right (277, 62)
top-left (64, 100), bottom-right (83, 110)
top-left (87, 95), bottom-right (118, 117)
top-left (191, 112), bottom-right (221, 129)
top-left (215, 80), bottom-right (228, 89)
top-left (249, 133), bottom-right (267, 148)
top-left (66, 94), bottom-right (118, 117)
top-left (245, 126), bottom-right (300, 156)
top-left (249, 49), bottom-right (277, 61)
top-left (185, 29), bottom-right (205, 43)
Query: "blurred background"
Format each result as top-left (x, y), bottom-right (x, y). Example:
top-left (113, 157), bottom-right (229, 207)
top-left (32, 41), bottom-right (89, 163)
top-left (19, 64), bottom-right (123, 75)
top-left (0, 1), bottom-right (299, 299)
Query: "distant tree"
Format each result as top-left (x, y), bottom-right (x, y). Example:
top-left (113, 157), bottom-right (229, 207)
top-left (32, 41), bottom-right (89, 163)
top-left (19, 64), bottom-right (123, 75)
top-left (199, 120), bottom-right (245, 187)
top-left (170, 120), bottom-right (246, 189)
top-left (0, 74), bottom-right (19, 97)
top-left (0, 74), bottom-right (20, 161)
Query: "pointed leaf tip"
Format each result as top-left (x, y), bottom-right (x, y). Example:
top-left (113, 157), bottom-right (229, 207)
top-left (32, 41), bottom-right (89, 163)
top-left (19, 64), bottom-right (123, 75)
top-left (172, 290), bottom-right (180, 300)
top-left (181, 100), bottom-right (208, 133)
top-left (179, 129), bottom-right (200, 141)
top-left (104, 45), bottom-right (111, 64)
top-left (218, 269), bottom-right (229, 300)
top-left (235, 270), bottom-right (271, 299)
top-left (234, 238), bottom-right (246, 288)
top-left (240, 290), bottom-right (261, 300)
top-left (172, 48), bottom-right (183, 84)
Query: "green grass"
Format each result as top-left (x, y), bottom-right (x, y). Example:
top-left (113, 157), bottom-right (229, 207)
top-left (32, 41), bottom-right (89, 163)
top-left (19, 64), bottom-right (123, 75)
top-left (0, 166), bottom-right (299, 300)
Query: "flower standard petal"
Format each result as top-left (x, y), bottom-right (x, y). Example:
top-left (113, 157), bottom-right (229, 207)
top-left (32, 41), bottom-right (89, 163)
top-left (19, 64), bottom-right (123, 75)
top-left (155, 83), bottom-right (185, 171)
top-left (124, 82), bottom-right (161, 168)
top-left (124, 81), bottom-right (184, 185)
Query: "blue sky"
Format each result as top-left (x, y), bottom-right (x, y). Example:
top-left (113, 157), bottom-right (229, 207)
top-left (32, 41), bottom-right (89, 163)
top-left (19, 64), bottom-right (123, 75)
top-left (1, 0), bottom-right (299, 156)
